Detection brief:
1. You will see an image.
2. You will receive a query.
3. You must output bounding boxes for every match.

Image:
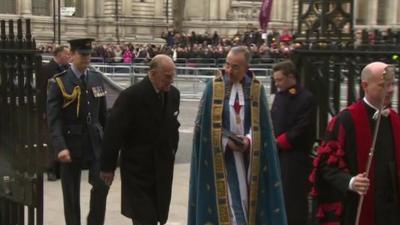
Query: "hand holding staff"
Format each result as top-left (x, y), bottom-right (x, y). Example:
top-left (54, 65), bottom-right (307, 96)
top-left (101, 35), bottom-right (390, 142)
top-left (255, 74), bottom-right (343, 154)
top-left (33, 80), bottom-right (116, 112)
top-left (354, 65), bottom-right (395, 225)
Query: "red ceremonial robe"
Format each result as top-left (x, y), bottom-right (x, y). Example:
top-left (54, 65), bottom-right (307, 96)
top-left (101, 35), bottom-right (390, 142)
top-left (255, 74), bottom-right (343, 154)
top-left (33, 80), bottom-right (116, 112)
top-left (310, 101), bottom-right (400, 225)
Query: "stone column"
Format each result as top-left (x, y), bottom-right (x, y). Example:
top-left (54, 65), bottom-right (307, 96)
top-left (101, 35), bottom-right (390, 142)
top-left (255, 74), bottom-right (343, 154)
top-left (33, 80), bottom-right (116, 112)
top-left (278, 0), bottom-right (285, 21)
top-left (20, 0), bottom-right (32, 15)
top-left (184, 0), bottom-right (204, 20)
top-left (367, 0), bottom-right (378, 25)
top-left (209, 0), bottom-right (218, 20)
top-left (355, 0), bottom-right (366, 25)
top-left (396, 0), bottom-right (400, 24)
top-left (86, 0), bottom-right (96, 17)
top-left (219, 0), bottom-right (230, 20)
top-left (97, 0), bottom-right (104, 17)
top-left (386, 0), bottom-right (398, 25)
top-left (270, 0), bottom-right (279, 22)
top-left (286, 0), bottom-right (293, 21)
top-left (122, 0), bottom-right (132, 16)
top-left (154, 0), bottom-right (163, 17)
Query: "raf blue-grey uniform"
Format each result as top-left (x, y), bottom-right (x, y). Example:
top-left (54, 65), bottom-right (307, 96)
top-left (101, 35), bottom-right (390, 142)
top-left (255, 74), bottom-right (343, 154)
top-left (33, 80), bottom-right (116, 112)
top-left (47, 62), bottom-right (109, 225)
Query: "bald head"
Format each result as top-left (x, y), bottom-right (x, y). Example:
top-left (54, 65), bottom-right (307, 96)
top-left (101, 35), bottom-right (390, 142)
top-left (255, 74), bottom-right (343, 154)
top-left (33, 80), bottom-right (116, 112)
top-left (361, 61), bottom-right (394, 108)
top-left (149, 54), bottom-right (175, 72)
top-left (148, 54), bottom-right (176, 92)
top-left (361, 62), bottom-right (388, 82)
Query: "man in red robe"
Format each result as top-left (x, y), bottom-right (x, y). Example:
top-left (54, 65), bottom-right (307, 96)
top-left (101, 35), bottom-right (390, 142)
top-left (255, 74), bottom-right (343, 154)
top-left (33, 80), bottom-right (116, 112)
top-left (310, 62), bottom-right (400, 225)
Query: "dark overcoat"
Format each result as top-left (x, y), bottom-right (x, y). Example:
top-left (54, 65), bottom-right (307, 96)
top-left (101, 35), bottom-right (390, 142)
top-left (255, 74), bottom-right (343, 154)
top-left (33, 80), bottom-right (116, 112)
top-left (271, 84), bottom-right (316, 224)
top-left (101, 76), bottom-right (180, 225)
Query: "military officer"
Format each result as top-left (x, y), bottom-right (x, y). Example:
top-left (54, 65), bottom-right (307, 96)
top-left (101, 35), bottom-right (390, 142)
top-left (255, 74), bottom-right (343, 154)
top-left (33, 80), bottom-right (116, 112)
top-left (47, 38), bottom-right (109, 225)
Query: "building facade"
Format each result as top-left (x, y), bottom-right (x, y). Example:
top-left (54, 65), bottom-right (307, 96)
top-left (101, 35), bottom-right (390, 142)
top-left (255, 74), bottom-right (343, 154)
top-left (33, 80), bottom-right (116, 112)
top-left (0, 0), bottom-right (398, 44)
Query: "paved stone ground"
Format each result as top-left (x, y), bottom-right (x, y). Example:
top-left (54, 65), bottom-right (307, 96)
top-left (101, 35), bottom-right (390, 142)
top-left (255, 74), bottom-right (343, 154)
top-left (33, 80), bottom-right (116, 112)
top-left (43, 100), bottom-right (198, 225)
top-left (44, 163), bottom-right (190, 225)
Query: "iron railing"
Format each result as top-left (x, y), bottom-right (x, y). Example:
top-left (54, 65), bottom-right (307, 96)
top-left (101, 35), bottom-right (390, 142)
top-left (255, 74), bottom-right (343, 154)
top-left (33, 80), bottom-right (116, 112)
top-left (0, 19), bottom-right (45, 225)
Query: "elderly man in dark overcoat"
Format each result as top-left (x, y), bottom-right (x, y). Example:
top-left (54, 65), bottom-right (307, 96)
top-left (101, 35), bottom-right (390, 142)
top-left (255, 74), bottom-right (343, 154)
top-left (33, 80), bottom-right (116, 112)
top-left (100, 54), bottom-right (180, 225)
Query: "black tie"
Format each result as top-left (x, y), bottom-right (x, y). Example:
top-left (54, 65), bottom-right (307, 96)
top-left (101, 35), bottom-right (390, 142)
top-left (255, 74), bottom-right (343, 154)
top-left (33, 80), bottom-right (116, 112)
top-left (80, 74), bottom-right (86, 87)
top-left (159, 92), bottom-right (165, 109)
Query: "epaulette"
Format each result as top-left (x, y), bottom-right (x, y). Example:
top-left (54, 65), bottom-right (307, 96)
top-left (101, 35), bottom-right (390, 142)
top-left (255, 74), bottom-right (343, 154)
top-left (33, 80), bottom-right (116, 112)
top-left (52, 70), bottom-right (67, 78)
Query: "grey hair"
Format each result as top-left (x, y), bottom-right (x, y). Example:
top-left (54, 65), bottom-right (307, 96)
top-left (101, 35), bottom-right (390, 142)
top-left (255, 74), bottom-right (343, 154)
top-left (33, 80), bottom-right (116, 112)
top-left (229, 46), bottom-right (251, 65)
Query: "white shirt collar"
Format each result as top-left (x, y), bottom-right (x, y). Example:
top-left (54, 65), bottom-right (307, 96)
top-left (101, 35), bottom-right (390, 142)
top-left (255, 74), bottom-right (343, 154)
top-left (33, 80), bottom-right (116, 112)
top-left (71, 63), bottom-right (87, 79)
top-left (363, 97), bottom-right (378, 111)
top-left (363, 97), bottom-right (390, 119)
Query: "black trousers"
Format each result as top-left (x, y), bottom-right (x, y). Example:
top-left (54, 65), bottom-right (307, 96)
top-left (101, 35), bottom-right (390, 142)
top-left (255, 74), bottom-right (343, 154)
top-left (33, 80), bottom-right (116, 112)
top-left (60, 160), bottom-right (109, 225)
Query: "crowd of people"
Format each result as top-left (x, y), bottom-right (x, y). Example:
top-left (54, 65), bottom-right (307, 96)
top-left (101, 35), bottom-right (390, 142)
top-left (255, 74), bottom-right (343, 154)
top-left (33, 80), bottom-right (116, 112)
top-left (38, 28), bottom-right (400, 66)
top-left (37, 28), bottom-right (297, 64)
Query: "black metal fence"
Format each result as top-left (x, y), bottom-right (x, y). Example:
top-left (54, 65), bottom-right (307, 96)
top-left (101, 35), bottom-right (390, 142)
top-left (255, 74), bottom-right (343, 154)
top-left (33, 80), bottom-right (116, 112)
top-left (0, 19), bottom-right (45, 225)
top-left (293, 48), bottom-right (400, 139)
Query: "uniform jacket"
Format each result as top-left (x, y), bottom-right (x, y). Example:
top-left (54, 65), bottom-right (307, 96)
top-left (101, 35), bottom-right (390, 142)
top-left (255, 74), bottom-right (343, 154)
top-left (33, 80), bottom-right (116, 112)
top-left (46, 67), bottom-right (107, 160)
top-left (100, 76), bottom-right (180, 225)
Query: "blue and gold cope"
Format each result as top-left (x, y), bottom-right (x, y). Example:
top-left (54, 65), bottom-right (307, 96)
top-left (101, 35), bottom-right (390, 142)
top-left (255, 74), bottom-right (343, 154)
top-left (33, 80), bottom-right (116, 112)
top-left (188, 70), bottom-right (288, 225)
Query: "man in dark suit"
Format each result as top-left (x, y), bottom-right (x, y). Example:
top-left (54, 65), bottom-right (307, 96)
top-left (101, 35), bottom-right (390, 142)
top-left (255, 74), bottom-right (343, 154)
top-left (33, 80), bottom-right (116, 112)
top-left (100, 54), bottom-right (180, 225)
top-left (47, 38), bottom-right (109, 225)
top-left (40, 45), bottom-right (70, 181)
top-left (271, 60), bottom-right (316, 225)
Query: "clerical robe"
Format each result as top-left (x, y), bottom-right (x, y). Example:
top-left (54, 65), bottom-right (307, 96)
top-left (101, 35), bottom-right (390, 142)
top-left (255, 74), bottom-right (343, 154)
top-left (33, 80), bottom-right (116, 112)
top-left (188, 71), bottom-right (287, 225)
top-left (310, 100), bottom-right (400, 225)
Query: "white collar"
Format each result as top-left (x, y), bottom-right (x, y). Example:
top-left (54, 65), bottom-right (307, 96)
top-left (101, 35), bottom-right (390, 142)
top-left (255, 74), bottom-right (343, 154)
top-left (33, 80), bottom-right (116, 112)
top-left (363, 97), bottom-right (378, 111)
top-left (363, 97), bottom-right (390, 119)
top-left (71, 63), bottom-right (87, 79)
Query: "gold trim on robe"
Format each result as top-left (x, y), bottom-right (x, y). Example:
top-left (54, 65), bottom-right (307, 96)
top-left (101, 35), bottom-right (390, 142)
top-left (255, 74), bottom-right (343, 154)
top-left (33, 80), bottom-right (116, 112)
top-left (248, 78), bottom-right (261, 225)
top-left (211, 71), bottom-right (262, 225)
top-left (211, 72), bottom-right (231, 225)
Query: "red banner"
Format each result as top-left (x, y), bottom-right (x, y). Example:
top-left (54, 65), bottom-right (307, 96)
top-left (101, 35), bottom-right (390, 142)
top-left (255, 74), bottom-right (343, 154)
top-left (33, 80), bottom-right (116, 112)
top-left (259, 0), bottom-right (273, 31)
